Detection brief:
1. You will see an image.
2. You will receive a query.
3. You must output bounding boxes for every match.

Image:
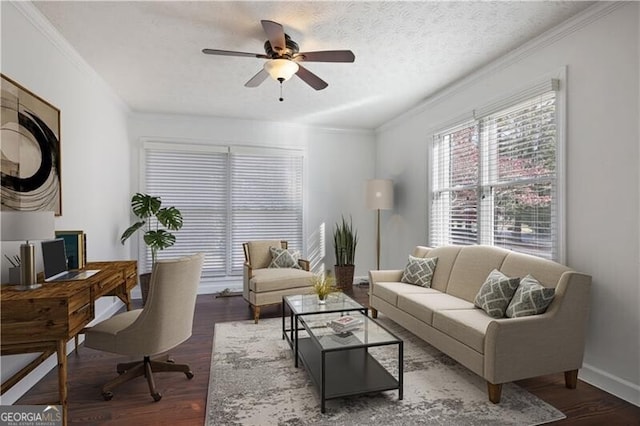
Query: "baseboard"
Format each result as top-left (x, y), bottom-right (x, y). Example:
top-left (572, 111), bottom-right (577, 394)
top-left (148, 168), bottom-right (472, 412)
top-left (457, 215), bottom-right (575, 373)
top-left (580, 363), bottom-right (640, 407)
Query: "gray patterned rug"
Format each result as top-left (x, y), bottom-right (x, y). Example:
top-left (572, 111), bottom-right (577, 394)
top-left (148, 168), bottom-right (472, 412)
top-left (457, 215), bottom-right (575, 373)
top-left (206, 316), bottom-right (565, 425)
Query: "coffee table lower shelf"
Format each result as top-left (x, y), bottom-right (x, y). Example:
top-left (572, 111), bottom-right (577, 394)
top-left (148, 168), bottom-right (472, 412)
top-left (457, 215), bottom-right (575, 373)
top-left (297, 337), bottom-right (402, 412)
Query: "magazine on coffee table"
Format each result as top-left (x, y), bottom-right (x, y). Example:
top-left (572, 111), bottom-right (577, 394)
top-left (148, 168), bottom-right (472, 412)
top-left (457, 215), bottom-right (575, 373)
top-left (327, 315), bottom-right (362, 332)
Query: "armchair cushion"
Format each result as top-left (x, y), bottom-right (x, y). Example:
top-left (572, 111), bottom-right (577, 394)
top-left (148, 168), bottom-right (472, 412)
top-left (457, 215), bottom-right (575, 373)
top-left (268, 246), bottom-right (302, 269)
top-left (246, 240), bottom-right (283, 269)
top-left (249, 268), bottom-right (313, 293)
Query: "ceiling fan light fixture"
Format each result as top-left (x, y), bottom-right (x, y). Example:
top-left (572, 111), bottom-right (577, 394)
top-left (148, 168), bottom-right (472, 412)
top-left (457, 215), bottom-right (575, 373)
top-left (264, 59), bottom-right (299, 82)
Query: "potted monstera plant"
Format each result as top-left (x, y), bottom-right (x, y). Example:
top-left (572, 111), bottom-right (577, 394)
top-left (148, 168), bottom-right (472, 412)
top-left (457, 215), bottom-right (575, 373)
top-left (120, 193), bottom-right (183, 305)
top-left (333, 215), bottom-right (358, 290)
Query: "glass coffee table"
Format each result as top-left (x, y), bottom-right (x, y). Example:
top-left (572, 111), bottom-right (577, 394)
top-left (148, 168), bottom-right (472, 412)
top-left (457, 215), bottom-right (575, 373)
top-left (282, 292), bottom-right (368, 368)
top-left (296, 311), bottom-right (403, 413)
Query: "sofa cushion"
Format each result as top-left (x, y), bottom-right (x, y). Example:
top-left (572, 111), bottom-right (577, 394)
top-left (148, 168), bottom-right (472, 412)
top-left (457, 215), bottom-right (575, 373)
top-left (446, 245), bottom-right (509, 302)
top-left (474, 269), bottom-right (520, 318)
top-left (400, 256), bottom-right (437, 287)
top-left (372, 282), bottom-right (439, 306)
top-left (268, 246), bottom-right (302, 269)
top-left (420, 246), bottom-right (462, 292)
top-left (506, 274), bottom-right (555, 318)
top-left (249, 268), bottom-right (313, 293)
top-left (397, 293), bottom-right (475, 325)
top-left (432, 309), bottom-right (493, 354)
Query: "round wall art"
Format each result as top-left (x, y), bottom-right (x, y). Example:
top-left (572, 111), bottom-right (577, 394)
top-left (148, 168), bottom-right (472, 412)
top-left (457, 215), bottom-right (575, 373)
top-left (1, 74), bottom-right (61, 215)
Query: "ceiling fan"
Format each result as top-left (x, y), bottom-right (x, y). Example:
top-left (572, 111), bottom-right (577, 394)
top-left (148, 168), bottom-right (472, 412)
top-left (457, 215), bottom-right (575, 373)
top-left (202, 20), bottom-right (355, 100)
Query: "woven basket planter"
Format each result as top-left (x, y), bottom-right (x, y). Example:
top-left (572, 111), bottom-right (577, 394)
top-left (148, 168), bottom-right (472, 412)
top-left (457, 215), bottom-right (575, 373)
top-left (334, 265), bottom-right (355, 291)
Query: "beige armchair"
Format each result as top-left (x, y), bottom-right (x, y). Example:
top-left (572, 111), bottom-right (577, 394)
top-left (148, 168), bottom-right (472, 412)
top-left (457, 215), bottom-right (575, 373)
top-left (84, 253), bottom-right (204, 402)
top-left (243, 240), bottom-right (315, 323)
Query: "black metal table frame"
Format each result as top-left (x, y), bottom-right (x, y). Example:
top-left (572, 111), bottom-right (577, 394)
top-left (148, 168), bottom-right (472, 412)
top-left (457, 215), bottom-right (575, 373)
top-left (281, 295), bottom-right (367, 368)
top-left (297, 312), bottom-right (403, 413)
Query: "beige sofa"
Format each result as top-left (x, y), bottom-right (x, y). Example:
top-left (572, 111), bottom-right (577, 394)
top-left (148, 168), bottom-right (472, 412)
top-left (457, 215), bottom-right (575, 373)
top-left (369, 245), bottom-right (591, 403)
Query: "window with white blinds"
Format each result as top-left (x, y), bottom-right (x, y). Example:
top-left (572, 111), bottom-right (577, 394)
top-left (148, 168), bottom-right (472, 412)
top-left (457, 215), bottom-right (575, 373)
top-left (143, 144), bottom-right (303, 277)
top-left (430, 81), bottom-right (560, 260)
top-left (230, 152), bottom-right (303, 273)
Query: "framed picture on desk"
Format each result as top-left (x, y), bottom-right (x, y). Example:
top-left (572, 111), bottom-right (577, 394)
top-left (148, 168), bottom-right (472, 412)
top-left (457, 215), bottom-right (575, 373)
top-left (55, 230), bottom-right (86, 269)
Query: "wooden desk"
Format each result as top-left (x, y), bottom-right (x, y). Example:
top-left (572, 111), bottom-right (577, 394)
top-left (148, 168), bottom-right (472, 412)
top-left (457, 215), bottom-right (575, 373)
top-left (0, 260), bottom-right (137, 426)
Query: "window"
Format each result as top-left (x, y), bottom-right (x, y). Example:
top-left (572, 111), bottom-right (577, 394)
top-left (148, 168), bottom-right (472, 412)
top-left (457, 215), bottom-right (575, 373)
top-left (143, 143), bottom-right (304, 277)
top-left (430, 80), bottom-right (560, 260)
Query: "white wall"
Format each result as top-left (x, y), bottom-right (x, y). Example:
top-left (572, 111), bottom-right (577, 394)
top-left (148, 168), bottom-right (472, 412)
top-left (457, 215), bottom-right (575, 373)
top-left (0, 2), bottom-right (131, 404)
top-left (375, 3), bottom-right (640, 405)
top-left (128, 114), bottom-right (376, 293)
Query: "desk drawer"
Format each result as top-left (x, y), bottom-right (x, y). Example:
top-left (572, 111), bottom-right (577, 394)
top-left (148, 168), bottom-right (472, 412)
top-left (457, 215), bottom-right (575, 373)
top-left (93, 270), bottom-right (123, 299)
top-left (1, 289), bottom-right (92, 344)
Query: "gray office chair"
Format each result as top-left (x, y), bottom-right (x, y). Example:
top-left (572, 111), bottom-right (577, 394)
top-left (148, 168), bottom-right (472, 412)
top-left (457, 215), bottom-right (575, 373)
top-left (84, 253), bottom-right (204, 401)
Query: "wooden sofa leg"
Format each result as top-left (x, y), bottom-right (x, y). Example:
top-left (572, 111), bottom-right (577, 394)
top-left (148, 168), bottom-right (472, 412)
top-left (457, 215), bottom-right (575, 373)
top-left (371, 308), bottom-right (378, 319)
top-left (252, 306), bottom-right (261, 324)
top-left (564, 369), bottom-right (578, 389)
top-left (487, 382), bottom-right (502, 404)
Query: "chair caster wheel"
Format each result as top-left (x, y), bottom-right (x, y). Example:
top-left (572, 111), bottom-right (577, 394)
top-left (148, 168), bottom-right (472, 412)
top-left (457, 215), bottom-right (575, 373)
top-left (186, 371), bottom-right (194, 380)
top-left (102, 391), bottom-right (114, 401)
top-left (152, 392), bottom-right (162, 402)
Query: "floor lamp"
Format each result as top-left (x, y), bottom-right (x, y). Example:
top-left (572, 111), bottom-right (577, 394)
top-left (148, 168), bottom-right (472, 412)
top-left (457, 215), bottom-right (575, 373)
top-left (1, 211), bottom-right (55, 290)
top-left (366, 179), bottom-right (393, 270)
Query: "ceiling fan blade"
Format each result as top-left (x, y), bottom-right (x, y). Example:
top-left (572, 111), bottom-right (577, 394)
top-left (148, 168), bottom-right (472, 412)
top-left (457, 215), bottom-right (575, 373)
top-left (295, 50), bottom-right (355, 63)
top-left (295, 64), bottom-right (328, 90)
top-left (202, 48), bottom-right (268, 59)
top-left (261, 20), bottom-right (286, 54)
top-left (244, 69), bottom-right (269, 88)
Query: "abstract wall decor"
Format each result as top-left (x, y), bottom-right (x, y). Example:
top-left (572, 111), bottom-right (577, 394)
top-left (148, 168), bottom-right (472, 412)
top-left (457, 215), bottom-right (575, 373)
top-left (1, 74), bottom-right (61, 215)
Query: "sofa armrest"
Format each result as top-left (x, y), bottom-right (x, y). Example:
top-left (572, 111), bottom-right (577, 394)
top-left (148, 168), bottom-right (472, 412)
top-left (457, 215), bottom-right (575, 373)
top-left (484, 271), bottom-right (591, 384)
top-left (298, 258), bottom-right (310, 271)
top-left (369, 269), bottom-right (404, 285)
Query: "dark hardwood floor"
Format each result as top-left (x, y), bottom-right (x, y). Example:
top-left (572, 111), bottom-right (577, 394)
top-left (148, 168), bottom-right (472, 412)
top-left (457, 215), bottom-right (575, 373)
top-left (16, 286), bottom-right (640, 425)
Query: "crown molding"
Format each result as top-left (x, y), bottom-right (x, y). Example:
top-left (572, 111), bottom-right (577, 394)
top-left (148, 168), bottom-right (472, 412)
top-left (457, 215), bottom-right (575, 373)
top-left (130, 111), bottom-right (374, 137)
top-left (11, 1), bottom-right (130, 113)
top-left (376, 1), bottom-right (625, 134)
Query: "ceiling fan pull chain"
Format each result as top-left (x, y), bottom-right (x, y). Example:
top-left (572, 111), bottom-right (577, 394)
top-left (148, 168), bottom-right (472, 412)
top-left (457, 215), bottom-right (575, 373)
top-left (278, 77), bottom-right (285, 102)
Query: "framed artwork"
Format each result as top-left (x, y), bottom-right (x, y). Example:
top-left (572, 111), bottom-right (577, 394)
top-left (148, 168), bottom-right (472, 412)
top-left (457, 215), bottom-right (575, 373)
top-left (1, 74), bottom-right (61, 215)
top-left (55, 230), bottom-right (86, 270)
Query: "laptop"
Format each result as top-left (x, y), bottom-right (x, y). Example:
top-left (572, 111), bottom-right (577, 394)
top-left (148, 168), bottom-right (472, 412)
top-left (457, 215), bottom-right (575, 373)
top-left (42, 239), bottom-right (100, 282)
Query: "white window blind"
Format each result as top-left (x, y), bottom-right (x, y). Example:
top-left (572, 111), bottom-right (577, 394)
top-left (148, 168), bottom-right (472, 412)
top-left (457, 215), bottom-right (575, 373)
top-left (145, 148), bottom-right (228, 276)
top-left (143, 143), bottom-right (304, 277)
top-left (230, 152), bottom-right (304, 273)
top-left (431, 82), bottom-right (559, 260)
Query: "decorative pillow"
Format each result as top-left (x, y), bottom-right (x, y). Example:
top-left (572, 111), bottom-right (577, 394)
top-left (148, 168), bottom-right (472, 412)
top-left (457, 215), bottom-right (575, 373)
top-left (474, 269), bottom-right (520, 318)
top-left (506, 274), bottom-right (555, 318)
top-left (268, 246), bottom-right (301, 269)
top-left (400, 256), bottom-right (438, 287)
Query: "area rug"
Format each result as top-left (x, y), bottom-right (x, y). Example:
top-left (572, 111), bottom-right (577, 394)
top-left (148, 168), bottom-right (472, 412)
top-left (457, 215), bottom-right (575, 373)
top-left (206, 316), bottom-right (565, 425)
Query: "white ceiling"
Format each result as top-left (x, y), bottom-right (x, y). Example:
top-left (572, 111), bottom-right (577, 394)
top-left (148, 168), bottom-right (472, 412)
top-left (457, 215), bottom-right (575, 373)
top-left (33, 1), bottom-right (593, 130)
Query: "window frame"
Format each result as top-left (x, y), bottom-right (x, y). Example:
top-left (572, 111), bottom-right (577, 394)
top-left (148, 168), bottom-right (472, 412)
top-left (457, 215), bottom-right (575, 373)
top-left (428, 75), bottom-right (566, 262)
top-left (139, 140), bottom-right (305, 278)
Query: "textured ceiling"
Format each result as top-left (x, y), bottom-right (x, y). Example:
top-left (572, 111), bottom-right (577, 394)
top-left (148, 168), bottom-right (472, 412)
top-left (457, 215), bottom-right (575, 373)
top-left (33, 1), bottom-right (593, 130)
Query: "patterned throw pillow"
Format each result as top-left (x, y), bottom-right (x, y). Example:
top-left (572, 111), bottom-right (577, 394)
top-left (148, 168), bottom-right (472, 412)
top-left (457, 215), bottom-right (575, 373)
top-left (506, 274), bottom-right (555, 318)
top-left (474, 269), bottom-right (520, 318)
top-left (400, 256), bottom-right (438, 287)
top-left (268, 246), bottom-right (301, 269)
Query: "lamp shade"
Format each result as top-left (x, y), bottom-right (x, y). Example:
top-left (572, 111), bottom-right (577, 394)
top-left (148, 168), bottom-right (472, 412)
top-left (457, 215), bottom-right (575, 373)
top-left (264, 59), bottom-right (299, 81)
top-left (1, 211), bottom-right (55, 242)
top-left (366, 179), bottom-right (393, 210)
